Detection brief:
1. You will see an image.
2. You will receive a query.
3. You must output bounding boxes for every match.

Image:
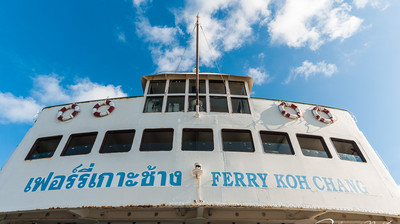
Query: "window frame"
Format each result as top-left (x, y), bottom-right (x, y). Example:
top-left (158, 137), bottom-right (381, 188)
top-left (259, 131), bottom-right (294, 155)
top-left (181, 128), bottom-right (214, 151)
top-left (143, 96), bottom-right (164, 113)
top-left (147, 80), bottom-right (166, 95)
top-left (168, 79), bottom-right (186, 94)
top-left (139, 128), bottom-right (174, 151)
top-left (166, 95), bottom-right (185, 112)
top-left (228, 81), bottom-right (247, 96)
top-left (221, 129), bottom-right (255, 152)
top-left (25, 135), bottom-right (63, 160)
top-left (296, 134), bottom-right (332, 158)
top-left (330, 137), bottom-right (367, 162)
top-left (209, 96), bottom-right (229, 113)
top-left (231, 97), bottom-right (251, 114)
top-left (99, 129), bottom-right (136, 154)
top-left (61, 132), bottom-right (98, 156)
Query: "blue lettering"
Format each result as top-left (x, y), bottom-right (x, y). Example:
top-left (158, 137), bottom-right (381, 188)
top-left (356, 180), bottom-right (368, 194)
top-left (233, 172), bottom-right (247, 187)
top-left (322, 177), bottom-right (338, 192)
top-left (274, 174), bottom-right (288, 188)
top-left (222, 172), bottom-right (233, 186)
top-left (345, 179), bottom-right (359, 193)
top-left (296, 175), bottom-right (311, 190)
top-left (336, 179), bottom-right (349, 192)
top-left (313, 176), bottom-right (325, 190)
top-left (212, 172), bottom-right (221, 186)
top-left (32, 172), bottom-right (54, 192)
top-left (286, 175), bottom-right (298, 189)
top-left (246, 173), bottom-right (259, 187)
top-left (257, 173), bottom-right (268, 188)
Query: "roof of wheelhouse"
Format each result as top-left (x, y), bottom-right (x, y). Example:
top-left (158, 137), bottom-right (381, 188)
top-left (140, 72), bottom-right (254, 93)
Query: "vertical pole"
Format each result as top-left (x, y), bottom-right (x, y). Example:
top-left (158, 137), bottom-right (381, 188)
top-left (195, 13), bottom-right (200, 118)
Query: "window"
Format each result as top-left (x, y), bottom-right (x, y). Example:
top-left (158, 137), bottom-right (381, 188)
top-left (222, 129), bottom-right (254, 152)
top-left (209, 80), bottom-right (226, 94)
top-left (61, 132), bottom-right (97, 156)
top-left (100, 130), bottom-right (135, 153)
top-left (331, 138), bottom-right (366, 162)
top-left (297, 134), bottom-right (331, 158)
top-left (168, 80), bottom-right (186, 93)
top-left (140, 129), bottom-right (174, 151)
top-left (144, 96), bottom-right (163, 113)
top-left (189, 80), bottom-right (206, 94)
top-left (166, 96), bottom-right (185, 112)
top-left (229, 81), bottom-right (246, 95)
top-left (260, 131), bottom-right (294, 155)
top-left (188, 96), bottom-right (206, 112)
top-left (147, 80), bottom-right (166, 94)
top-left (25, 136), bottom-right (62, 160)
top-left (210, 96), bottom-right (228, 112)
top-left (231, 98), bottom-right (250, 114)
top-left (182, 129), bottom-right (213, 151)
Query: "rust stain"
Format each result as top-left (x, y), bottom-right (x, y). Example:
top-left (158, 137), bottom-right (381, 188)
top-left (48, 207), bottom-right (61, 210)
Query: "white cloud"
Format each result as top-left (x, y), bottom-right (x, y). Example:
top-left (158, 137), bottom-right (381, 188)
top-left (353, 0), bottom-right (369, 8)
top-left (0, 74), bottom-right (128, 124)
top-left (135, 0), bottom-right (271, 72)
top-left (32, 74), bottom-right (127, 104)
top-left (268, 0), bottom-right (363, 50)
top-left (136, 17), bottom-right (179, 45)
top-left (247, 67), bottom-right (271, 85)
top-left (132, 0), bottom-right (151, 8)
top-left (0, 92), bottom-right (42, 124)
top-left (285, 60), bottom-right (338, 83)
top-left (117, 32), bottom-right (126, 43)
top-left (68, 78), bottom-right (127, 102)
top-left (352, 0), bottom-right (389, 10)
top-left (31, 74), bottom-right (70, 104)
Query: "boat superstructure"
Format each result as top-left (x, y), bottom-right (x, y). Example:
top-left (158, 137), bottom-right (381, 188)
top-left (0, 72), bottom-right (399, 224)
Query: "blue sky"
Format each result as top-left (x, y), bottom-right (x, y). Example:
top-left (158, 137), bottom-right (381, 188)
top-left (0, 0), bottom-right (399, 185)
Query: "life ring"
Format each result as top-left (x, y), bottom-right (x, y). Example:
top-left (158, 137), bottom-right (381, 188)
top-left (278, 102), bottom-right (302, 119)
top-left (312, 106), bottom-right (336, 124)
top-left (57, 104), bottom-right (80, 121)
top-left (92, 100), bottom-right (115, 117)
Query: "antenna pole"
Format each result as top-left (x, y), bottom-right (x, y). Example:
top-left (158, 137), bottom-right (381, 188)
top-left (195, 13), bottom-right (200, 118)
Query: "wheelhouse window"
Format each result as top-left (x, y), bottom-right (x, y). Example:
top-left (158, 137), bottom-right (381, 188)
top-left (222, 129), bottom-right (254, 152)
top-left (231, 98), bottom-right (250, 114)
top-left (166, 96), bottom-right (184, 112)
top-left (147, 80), bottom-right (166, 94)
top-left (210, 96), bottom-right (228, 112)
top-left (144, 96), bottom-right (163, 113)
top-left (25, 136), bottom-right (63, 160)
top-left (260, 131), bottom-right (294, 155)
top-left (168, 80), bottom-right (186, 93)
top-left (331, 138), bottom-right (366, 162)
top-left (140, 129), bottom-right (174, 151)
top-left (100, 130), bottom-right (135, 153)
top-left (297, 134), bottom-right (331, 158)
top-left (188, 96), bottom-right (206, 112)
top-left (61, 132), bottom-right (97, 156)
top-left (182, 129), bottom-right (213, 151)
top-left (189, 80), bottom-right (206, 94)
top-left (209, 80), bottom-right (226, 94)
top-left (229, 81), bottom-right (246, 95)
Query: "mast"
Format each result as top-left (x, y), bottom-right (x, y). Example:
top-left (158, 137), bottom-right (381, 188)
top-left (195, 13), bottom-right (200, 118)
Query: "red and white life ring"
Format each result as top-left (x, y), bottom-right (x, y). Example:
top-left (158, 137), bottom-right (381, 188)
top-left (57, 104), bottom-right (80, 121)
top-left (278, 102), bottom-right (303, 119)
top-left (92, 100), bottom-right (115, 117)
top-left (312, 106), bottom-right (336, 124)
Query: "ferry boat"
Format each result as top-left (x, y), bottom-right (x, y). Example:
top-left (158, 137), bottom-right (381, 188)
top-left (0, 16), bottom-right (399, 224)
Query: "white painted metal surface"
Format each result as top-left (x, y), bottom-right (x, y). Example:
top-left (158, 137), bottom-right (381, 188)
top-left (0, 73), bottom-right (399, 224)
